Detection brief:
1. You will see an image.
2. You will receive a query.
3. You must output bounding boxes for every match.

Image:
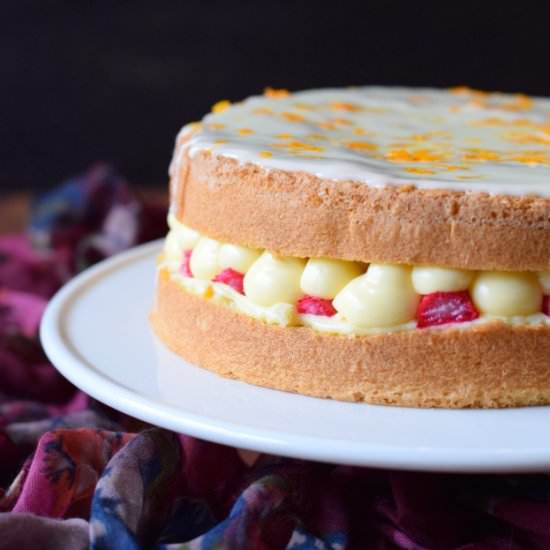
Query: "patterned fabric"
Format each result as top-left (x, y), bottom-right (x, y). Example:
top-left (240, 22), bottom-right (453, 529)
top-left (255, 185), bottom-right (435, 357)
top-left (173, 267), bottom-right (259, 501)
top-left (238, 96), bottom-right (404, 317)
top-left (0, 165), bottom-right (549, 549)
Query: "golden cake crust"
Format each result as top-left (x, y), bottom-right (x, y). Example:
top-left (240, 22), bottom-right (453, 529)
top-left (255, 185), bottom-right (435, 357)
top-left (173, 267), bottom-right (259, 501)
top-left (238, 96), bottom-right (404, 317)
top-left (172, 151), bottom-right (550, 272)
top-left (151, 272), bottom-right (550, 408)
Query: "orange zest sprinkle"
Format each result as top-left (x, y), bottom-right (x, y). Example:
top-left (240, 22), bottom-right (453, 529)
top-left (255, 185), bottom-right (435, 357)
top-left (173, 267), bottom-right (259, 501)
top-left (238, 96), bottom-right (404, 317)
top-left (472, 117), bottom-right (537, 128)
top-left (238, 128), bottom-right (254, 135)
top-left (500, 93), bottom-right (533, 112)
top-left (443, 165), bottom-right (469, 172)
top-left (386, 148), bottom-right (447, 163)
top-left (272, 140), bottom-right (325, 153)
top-left (468, 98), bottom-right (487, 109)
top-left (345, 141), bottom-right (378, 152)
top-left (294, 102), bottom-right (314, 111)
top-left (264, 87), bottom-right (290, 98)
top-left (461, 148), bottom-right (502, 162)
top-left (404, 167), bottom-right (435, 175)
top-left (507, 151), bottom-right (549, 165)
top-left (353, 127), bottom-right (367, 136)
top-left (253, 107), bottom-right (273, 115)
top-left (407, 133), bottom-right (429, 142)
top-left (214, 139), bottom-right (227, 145)
top-left (317, 121), bottom-right (338, 130)
top-left (259, 151), bottom-right (273, 158)
top-left (449, 86), bottom-right (471, 95)
top-left (208, 122), bottom-right (225, 130)
top-left (331, 117), bottom-right (352, 126)
top-left (317, 117), bottom-right (352, 129)
top-left (306, 133), bottom-right (328, 141)
top-left (470, 117), bottom-right (508, 127)
top-left (449, 86), bottom-right (489, 98)
top-left (275, 133), bottom-right (293, 139)
top-left (330, 101), bottom-right (362, 112)
top-left (513, 118), bottom-right (537, 126)
top-left (502, 131), bottom-right (550, 145)
top-left (211, 100), bottom-right (231, 113)
top-left (281, 112), bottom-right (306, 122)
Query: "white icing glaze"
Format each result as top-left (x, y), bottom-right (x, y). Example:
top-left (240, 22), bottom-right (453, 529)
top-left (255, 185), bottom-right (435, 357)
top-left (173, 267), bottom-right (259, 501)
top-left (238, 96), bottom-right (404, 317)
top-left (172, 86), bottom-right (550, 197)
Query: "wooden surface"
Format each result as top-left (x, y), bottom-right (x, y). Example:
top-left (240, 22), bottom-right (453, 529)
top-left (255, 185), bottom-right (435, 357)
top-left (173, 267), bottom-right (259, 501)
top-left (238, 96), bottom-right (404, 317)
top-left (0, 193), bottom-right (29, 233)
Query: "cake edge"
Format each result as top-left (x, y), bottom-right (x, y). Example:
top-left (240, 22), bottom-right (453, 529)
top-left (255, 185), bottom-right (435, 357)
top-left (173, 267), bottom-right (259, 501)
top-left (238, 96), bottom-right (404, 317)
top-left (151, 273), bottom-right (550, 408)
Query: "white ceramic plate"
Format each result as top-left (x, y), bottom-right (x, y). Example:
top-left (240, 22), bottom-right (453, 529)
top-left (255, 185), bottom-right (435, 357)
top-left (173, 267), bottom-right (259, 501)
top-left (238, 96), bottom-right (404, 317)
top-left (40, 241), bottom-right (550, 473)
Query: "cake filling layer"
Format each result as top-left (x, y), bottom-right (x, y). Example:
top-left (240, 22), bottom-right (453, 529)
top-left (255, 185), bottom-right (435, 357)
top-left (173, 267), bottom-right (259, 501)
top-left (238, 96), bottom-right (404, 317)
top-left (160, 214), bottom-right (550, 335)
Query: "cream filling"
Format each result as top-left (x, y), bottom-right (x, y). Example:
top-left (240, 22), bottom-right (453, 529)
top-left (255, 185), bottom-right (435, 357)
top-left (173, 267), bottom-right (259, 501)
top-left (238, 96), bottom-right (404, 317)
top-left (161, 260), bottom-right (550, 336)
top-left (300, 313), bottom-right (416, 336)
top-left (303, 312), bottom-right (550, 336)
top-left (161, 214), bottom-right (550, 335)
top-left (165, 261), bottom-right (298, 326)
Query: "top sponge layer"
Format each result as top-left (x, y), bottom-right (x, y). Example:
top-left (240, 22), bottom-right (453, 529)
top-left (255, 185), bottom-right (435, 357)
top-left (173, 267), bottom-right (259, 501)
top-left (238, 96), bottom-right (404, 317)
top-left (173, 86), bottom-right (550, 198)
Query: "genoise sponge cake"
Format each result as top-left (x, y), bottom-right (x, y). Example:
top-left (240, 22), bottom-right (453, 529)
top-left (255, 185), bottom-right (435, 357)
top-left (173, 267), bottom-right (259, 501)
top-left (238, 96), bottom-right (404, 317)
top-left (151, 86), bottom-right (550, 408)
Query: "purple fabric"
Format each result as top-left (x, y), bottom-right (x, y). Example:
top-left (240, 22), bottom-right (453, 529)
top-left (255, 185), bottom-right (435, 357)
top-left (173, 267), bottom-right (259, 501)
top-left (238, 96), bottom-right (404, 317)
top-left (0, 165), bottom-right (549, 549)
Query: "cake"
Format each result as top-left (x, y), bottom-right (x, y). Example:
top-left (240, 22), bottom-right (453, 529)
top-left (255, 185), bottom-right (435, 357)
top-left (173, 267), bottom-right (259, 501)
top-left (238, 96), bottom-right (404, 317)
top-left (151, 86), bottom-right (550, 408)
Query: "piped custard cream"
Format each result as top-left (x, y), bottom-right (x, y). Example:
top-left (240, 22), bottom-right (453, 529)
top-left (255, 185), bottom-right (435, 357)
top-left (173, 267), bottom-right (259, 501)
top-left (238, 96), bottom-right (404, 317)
top-left (160, 214), bottom-right (550, 336)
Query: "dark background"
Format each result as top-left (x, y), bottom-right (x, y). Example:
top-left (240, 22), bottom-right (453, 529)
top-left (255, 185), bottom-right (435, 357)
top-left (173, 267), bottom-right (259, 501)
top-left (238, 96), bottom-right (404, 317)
top-left (2, 0), bottom-right (550, 192)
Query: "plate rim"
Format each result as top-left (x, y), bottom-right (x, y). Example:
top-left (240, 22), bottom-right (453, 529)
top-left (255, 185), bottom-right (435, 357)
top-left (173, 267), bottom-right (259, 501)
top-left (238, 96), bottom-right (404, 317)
top-left (40, 241), bottom-right (550, 473)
